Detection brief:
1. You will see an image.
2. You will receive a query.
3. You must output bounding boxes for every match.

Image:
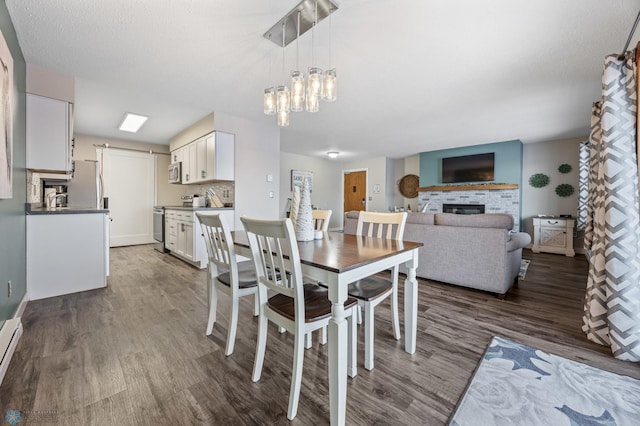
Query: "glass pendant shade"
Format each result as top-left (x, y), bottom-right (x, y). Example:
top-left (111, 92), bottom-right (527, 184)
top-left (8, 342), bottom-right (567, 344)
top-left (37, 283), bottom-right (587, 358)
top-left (276, 85), bottom-right (290, 113)
top-left (290, 71), bottom-right (305, 112)
top-left (307, 67), bottom-right (323, 112)
top-left (277, 110), bottom-right (289, 126)
top-left (263, 87), bottom-right (276, 115)
top-left (323, 69), bottom-right (337, 102)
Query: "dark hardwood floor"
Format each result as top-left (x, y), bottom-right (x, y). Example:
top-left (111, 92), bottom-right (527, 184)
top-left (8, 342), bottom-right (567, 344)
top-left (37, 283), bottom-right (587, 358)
top-left (1, 246), bottom-right (639, 425)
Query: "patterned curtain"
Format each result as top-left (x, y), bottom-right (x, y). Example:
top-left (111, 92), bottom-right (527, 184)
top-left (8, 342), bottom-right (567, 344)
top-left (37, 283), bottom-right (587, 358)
top-left (582, 52), bottom-right (640, 362)
top-left (576, 140), bottom-right (590, 232)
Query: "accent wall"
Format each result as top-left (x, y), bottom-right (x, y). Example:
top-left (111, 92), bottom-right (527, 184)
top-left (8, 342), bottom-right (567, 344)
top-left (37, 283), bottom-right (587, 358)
top-left (0, 2), bottom-right (26, 321)
top-left (419, 140), bottom-right (523, 187)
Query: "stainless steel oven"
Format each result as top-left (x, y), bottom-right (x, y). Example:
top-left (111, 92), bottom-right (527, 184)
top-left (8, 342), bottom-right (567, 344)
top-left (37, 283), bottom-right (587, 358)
top-left (153, 207), bottom-right (167, 253)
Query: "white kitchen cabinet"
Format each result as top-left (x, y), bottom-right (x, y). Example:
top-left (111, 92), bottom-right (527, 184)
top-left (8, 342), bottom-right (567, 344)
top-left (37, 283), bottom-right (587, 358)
top-left (26, 93), bottom-right (73, 172)
top-left (165, 208), bottom-right (234, 268)
top-left (170, 131), bottom-right (234, 184)
top-left (532, 217), bottom-right (575, 257)
top-left (165, 210), bottom-right (178, 252)
top-left (27, 213), bottom-right (109, 300)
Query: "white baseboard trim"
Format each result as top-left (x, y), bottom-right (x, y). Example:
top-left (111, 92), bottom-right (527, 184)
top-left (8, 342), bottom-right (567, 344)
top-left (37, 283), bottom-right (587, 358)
top-left (0, 292), bottom-right (29, 386)
top-left (0, 318), bottom-right (23, 387)
top-left (14, 291), bottom-right (29, 318)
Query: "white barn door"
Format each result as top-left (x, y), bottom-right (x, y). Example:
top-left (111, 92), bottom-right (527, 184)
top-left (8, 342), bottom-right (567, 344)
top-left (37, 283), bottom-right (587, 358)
top-left (102, 149), bottom-right (155, 247)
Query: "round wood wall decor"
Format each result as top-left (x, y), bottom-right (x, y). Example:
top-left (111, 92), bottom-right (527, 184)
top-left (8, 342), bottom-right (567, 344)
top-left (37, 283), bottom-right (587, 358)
top-left (399, 174), bottom-right (420, 198)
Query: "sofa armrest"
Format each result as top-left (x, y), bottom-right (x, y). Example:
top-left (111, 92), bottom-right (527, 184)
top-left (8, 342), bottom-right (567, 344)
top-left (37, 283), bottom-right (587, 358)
top-left (506, 232), bottom-right (531, 252)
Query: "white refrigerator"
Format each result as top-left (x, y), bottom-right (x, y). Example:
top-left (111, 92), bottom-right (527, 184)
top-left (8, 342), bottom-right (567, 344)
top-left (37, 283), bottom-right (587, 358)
top-left (67, 160), bottom-right (104, 208)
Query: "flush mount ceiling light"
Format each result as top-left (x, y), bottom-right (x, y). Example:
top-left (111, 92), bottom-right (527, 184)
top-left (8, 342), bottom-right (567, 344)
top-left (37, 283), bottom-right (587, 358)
top-left (327, 151), bottom-right (339, 158)
top-left (118, 113), bottom-right (148, 133)
top-left (263, 0), bottom-right (339, 126)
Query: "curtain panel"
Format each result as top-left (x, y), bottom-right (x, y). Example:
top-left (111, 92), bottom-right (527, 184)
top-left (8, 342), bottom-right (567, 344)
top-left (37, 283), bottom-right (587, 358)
top-left (582, 52), bottom-right (640, 362)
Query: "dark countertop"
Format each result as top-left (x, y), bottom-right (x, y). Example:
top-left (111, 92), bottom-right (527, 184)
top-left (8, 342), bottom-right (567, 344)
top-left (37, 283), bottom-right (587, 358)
top-left (159, 206), bottom-right (234, 211)
top-left (26, 204), bottom-right (110, 215)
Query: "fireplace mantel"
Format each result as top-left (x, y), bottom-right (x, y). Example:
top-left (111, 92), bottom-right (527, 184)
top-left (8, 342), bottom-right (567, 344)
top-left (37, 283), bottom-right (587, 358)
top-left (417, 183), bottom-right (518, 192)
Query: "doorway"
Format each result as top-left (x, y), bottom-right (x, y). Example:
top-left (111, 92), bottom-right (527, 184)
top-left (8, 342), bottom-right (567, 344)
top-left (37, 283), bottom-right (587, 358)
top-left (100, 148), bottom-right (156, 247)
top-left (343, 170), bottom-right (367, 213)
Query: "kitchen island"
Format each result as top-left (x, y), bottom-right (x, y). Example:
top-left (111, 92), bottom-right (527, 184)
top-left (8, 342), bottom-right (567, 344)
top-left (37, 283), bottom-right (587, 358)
top-left (26, 205), bottom-right (110, 300)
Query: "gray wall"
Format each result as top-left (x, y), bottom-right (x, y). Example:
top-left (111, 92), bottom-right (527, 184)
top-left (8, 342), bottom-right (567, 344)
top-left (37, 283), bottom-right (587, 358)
top-left (521, 136), bottom-right (583, 251)
top-left (0, 3), bottom-right (26, 321)
top-left (280, 152), bottom-right (342, 229)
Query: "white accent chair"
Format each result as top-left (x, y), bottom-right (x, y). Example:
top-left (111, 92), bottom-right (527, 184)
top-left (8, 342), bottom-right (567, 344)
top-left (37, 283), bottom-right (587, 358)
top-left (197, 213), bottom-right (259, 356)
top-left (240, 216), bottom-right (358, 420)
top-left (349, 211), bottom-right (407, 370)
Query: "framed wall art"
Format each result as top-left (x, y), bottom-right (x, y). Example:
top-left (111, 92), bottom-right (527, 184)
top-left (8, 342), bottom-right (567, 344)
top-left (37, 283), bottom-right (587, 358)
top-left (0, 27), bottom-right (13, 199)
top-left (291, 170), bottom-right (313, 192)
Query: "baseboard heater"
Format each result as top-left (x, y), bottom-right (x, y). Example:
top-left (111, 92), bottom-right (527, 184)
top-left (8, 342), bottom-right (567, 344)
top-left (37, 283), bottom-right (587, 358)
top-left (0, 318), bottom-right (23, 386)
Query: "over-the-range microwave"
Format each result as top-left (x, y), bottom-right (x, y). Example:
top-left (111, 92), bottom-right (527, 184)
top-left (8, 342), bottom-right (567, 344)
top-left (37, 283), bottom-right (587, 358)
top-left (168, 162), bottom-right (182, 184)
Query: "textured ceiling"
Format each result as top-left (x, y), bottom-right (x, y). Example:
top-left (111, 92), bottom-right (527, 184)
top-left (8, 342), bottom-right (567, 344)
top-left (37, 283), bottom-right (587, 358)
top-left (6, 0), bottom-right (640, 160)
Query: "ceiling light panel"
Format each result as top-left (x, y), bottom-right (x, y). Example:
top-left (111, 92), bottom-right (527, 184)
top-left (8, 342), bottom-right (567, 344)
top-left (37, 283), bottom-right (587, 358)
top-left (118, 113), bottom-right (149, 133)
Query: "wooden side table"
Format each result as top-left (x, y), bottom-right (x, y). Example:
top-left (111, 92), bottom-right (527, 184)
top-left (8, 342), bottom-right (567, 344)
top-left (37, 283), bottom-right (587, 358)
top-left (532, 217), bottom-right (575, 257)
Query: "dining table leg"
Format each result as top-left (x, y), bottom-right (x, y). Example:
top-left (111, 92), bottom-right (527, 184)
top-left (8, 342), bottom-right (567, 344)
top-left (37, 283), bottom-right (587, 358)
top-left (327, 275), bottom-right (348, 426)
top-left (404, 249), bottom-right (419, 354)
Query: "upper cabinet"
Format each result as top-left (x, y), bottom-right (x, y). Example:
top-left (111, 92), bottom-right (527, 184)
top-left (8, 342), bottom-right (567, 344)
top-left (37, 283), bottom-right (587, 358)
top-left (26, 94), bottom-right (73, 172)
top-left (171, 131), bottom-right (234, 184)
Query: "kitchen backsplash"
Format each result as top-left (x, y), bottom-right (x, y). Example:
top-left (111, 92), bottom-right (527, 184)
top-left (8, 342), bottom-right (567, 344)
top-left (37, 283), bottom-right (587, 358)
top-left (187, 182), bottom-right (235, 206)
top-left (26, 171), bottom-right (41, 203)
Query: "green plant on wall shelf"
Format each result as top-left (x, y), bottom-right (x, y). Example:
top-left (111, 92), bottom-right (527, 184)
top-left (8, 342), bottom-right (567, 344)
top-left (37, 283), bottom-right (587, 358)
top-left (558, 163), bottom-right (572, 174)
top-left (555, 183), bottom-right (574, 197)
top-left (529, 173), bottom-right (550, 188)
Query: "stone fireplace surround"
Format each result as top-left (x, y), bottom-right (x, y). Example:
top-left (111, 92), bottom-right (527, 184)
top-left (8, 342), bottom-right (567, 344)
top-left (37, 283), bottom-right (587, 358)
top-left (418, 184), bottom-right (520, 231)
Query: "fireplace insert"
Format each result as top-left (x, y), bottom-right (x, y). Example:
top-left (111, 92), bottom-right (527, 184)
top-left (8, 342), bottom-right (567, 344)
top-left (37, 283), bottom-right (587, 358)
top-left (443, 204), bottom-right (485, 215)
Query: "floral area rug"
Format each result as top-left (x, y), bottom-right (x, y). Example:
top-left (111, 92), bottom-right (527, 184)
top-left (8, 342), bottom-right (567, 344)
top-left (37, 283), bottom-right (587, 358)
top-left (448, 336), bottom-right (640, 425)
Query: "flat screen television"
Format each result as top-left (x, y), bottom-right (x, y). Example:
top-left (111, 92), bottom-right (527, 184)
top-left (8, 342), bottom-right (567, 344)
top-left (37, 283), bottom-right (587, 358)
top-left (442, 152), bottom-right (494, 183)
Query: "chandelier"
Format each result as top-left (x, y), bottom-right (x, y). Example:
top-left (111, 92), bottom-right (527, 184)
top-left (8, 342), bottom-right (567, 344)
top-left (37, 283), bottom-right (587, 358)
top-left (263, 0), bottom-right (339, 127)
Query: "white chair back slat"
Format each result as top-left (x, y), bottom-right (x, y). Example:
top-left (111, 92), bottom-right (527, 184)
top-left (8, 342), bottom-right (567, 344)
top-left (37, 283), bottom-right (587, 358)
top-left (312, 209), bottom-right (332, 231)
top-left (241, 217), bottom-right (303, 303)
top-left (356, 212), bottom-right (407, 241)
top-left (198, 213), bottom-right (238, 287)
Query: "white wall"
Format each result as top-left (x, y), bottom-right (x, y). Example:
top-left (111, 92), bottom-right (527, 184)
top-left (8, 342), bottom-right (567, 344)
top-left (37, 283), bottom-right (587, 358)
top-left (26, 64), bottom-right (74, 103)
top-left (214, 112), bottom-right (280, 230)
top-left (343, 157), bottom-right (388, 212)
top-left (521, 136), bottom-right (584, 251)
top-left (280, 152), bottom-right (342, 229)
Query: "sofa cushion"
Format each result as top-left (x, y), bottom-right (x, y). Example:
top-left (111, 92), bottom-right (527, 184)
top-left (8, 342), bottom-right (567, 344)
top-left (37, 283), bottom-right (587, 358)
top-left (434, 213), bottom-right (513, 230)
top-left (346, 211), bottom-right (360, 219)
top-left (406, 212), bottom-right (435, 225)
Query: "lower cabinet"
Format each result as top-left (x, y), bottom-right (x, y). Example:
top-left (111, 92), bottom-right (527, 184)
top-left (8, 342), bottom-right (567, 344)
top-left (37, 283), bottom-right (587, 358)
top-left (27, 213), bottom-right (110, 300)
top-left (165, 209), bottom-right (234, 268)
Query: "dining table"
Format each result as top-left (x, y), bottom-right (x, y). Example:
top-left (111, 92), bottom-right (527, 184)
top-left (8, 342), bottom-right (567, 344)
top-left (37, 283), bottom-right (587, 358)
top-left (232, 230), bottom-right (423, 426)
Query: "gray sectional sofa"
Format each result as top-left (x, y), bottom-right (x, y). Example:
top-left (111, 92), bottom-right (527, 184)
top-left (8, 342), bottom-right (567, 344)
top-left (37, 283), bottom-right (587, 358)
top-left (343, 211), bottom-right (531, 296)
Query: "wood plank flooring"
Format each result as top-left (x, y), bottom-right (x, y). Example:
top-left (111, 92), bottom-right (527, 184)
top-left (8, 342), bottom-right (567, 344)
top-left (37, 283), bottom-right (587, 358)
top-left (1, 246), bottom-right (639, 425)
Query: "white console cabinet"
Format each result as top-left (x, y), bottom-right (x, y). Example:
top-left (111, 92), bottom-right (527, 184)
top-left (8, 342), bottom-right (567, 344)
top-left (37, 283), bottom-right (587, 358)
top-left (532, 217), bottom-right (575, 257)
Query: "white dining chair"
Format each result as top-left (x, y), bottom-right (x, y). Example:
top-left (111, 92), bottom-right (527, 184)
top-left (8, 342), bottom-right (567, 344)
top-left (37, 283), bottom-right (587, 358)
top-left (312, 209), bottom-right (332, 231)
top-left (197, 213), bottom-right (259, 356)
top-left (240, 216), bottom-right (358, 420)
top-left (349, 211), bottom-right (407, 371)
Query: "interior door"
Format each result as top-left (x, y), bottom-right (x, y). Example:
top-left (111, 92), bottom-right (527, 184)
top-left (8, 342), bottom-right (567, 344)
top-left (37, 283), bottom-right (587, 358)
top-left (102, 149), bottom-right (156, 247)
top-left (344, 170), bottom-right (367, 212)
